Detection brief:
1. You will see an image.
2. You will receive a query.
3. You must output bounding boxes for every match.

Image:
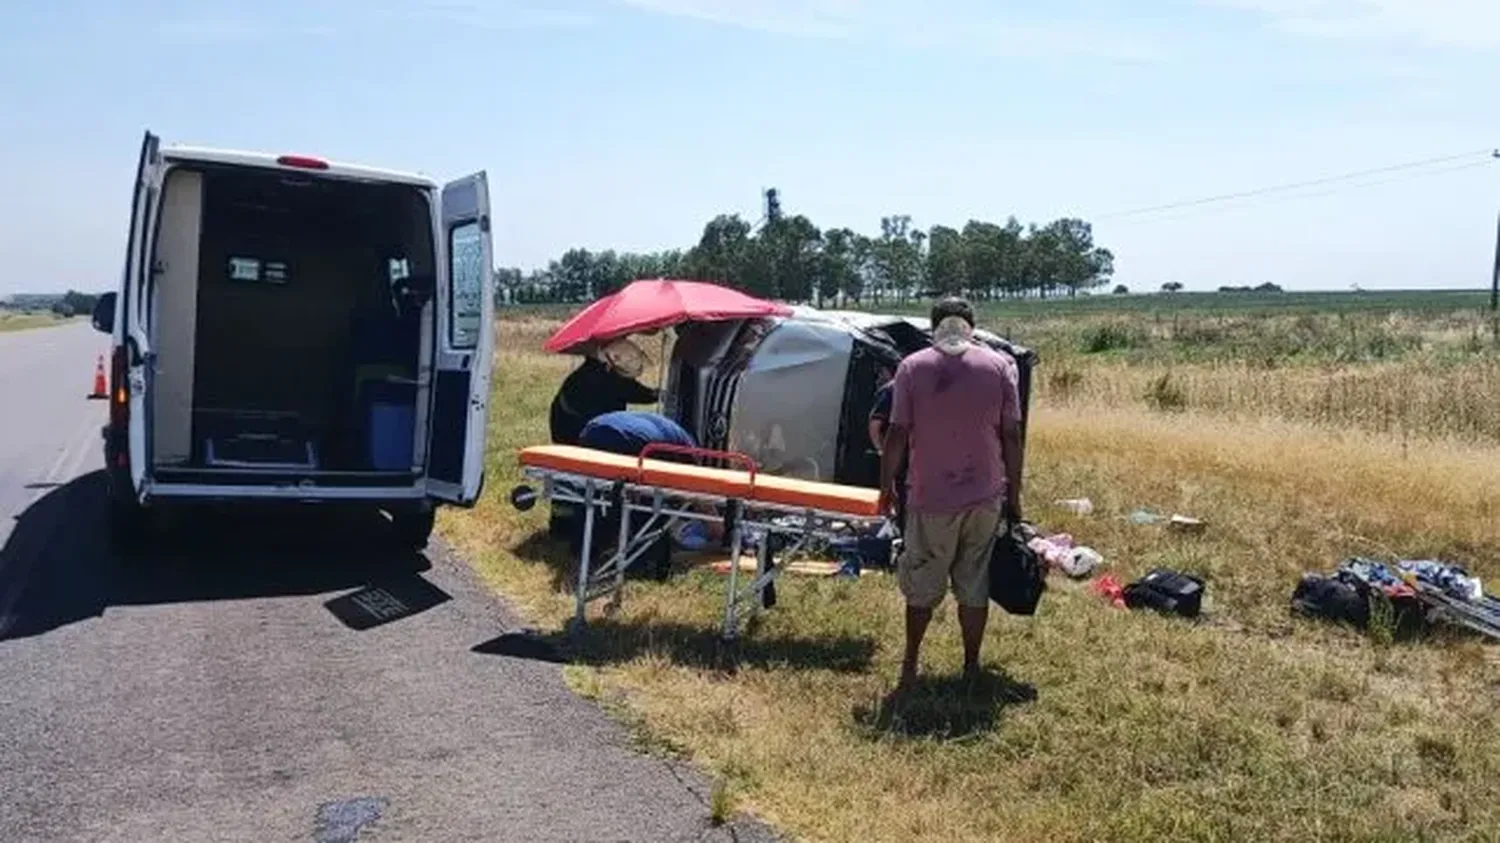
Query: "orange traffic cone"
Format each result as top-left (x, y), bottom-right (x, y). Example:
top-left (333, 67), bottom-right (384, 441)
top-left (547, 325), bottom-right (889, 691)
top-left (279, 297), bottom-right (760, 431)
top-left (88, 355), bottom-right (108, 400)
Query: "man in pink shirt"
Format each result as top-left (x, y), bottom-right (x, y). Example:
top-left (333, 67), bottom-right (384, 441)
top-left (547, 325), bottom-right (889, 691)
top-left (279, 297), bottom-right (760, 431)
top-left (878, 298), bottom-right (1024, 687)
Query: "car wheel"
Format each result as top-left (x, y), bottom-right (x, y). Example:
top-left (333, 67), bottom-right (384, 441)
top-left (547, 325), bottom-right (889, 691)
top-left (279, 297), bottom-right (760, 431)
top-left (390, 507), bottom-right (436, 551)
top-left (109, 495), bottom-right (152, 558)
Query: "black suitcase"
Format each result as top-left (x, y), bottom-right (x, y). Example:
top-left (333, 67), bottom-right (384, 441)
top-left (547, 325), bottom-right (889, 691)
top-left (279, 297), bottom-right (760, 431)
top-left (989, 523), bottom-right (1047, 616)
top-left (1124, 569), bottom-right (1205, 618)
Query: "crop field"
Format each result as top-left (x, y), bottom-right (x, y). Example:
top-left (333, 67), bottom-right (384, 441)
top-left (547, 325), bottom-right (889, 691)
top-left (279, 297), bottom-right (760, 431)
top-left (444, 292), bottom-right (1500, 843)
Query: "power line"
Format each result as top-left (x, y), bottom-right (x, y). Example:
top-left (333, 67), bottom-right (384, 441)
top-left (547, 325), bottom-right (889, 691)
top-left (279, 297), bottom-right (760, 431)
top-left (1097, 148), bottom-right (1498, 221)
top-left (1107, 158), bottom-right (1498, 227)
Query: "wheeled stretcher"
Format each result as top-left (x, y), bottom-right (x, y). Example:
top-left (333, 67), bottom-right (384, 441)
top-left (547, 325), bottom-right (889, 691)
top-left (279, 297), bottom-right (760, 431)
top-left (512, 444), bottom-right (886, 640)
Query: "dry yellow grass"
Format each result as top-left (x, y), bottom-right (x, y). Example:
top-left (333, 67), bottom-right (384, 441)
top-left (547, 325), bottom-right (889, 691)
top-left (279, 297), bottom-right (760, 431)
top-left (441, 314), bottom-right (1500, 843)
top-left (1042, 358), bottom-right (1500, 444)
top-left (0, 311), bottom-right (68, 332)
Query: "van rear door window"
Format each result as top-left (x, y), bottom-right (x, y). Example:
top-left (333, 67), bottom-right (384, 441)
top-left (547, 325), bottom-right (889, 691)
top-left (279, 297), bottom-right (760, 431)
top-left (227, 256), bottom-right (289, 284)
top-left (228, 257), bottom-right (261, 281)
top-left (448, 222), bottom-right (483, 349)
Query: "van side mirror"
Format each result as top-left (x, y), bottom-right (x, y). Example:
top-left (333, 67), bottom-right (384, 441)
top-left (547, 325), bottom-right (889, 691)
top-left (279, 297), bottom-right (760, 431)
top-left (91, 292), bottom-right (117, 334)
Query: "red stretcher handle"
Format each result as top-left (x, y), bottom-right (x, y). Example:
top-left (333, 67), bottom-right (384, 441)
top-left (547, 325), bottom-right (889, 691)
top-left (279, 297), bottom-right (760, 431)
top-left (637, 443), bottom-right (758, 485)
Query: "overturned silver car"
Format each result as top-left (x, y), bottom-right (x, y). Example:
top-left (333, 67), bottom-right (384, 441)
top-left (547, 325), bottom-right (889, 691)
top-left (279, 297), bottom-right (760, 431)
top-left (662, 308), bottom-right (1037, 488)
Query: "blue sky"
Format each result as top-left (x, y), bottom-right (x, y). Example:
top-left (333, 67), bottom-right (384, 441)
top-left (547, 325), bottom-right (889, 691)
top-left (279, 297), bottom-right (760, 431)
top-left (2, 0), bottom-right (1497, 294)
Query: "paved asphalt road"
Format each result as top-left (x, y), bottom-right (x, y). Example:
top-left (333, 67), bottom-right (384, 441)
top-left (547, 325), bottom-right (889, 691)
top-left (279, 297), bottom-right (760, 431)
top-left (0, 323), bottom-right (774, 842)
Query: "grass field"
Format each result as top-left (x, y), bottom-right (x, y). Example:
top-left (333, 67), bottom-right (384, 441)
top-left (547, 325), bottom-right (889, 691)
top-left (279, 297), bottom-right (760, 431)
top-left (445, 293), bottom-right (1500, 842)
top-left (0, 310), bottom-right (71, 332)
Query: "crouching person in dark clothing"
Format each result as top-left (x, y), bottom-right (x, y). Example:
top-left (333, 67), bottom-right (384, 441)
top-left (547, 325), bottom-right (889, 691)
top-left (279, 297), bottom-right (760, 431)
top-left (573, 411), bottom-right (697, 581)
top-left (549, 340), bottom-right (659, 446)
top-left (867, 368), bottom-right (907, 533)
top-left (548, 339), bottom-right (659, 538)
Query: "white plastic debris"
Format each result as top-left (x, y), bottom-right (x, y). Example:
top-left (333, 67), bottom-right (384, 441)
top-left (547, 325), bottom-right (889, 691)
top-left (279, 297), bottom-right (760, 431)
top-left (1054, 498), bottom-right (1094, 516)
top-left (1168, 515), bottom-right (1206, 535)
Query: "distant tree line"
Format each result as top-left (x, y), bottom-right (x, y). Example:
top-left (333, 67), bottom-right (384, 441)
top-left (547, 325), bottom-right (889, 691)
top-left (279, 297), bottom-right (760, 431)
top-left (52, 290), bottom-right (99, 317)
top-left (497, 205), bottom-right (1116, 306)
top-left (1218, 283), bottom-right (1284, 294)
top-left (1, 290), bottom-right (100, 317)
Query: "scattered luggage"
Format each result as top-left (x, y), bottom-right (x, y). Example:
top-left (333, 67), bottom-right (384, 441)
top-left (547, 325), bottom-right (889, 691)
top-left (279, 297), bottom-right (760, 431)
top-left (989, 522), bottom-right (1047, 616)
top-left (1123, 569), bottom-right (1205, 619)
top-left (1394, 559), bottom-right (1500, 641)
top-left (1291, 573), bottom-right (1373, 628)
top-left (1293, 558), bottom-right (1499, 642)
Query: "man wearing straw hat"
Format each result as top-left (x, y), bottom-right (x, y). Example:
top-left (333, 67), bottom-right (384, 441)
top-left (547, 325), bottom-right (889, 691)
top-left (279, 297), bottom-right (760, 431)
top-left (548, 337), bottom-right (658, 538)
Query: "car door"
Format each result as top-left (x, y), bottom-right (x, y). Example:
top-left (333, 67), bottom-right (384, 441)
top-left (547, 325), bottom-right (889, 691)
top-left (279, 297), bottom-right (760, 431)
top-left (122, 131), bottom-right (162, 499)
top-left (425, 172), bottom-right (495, 506)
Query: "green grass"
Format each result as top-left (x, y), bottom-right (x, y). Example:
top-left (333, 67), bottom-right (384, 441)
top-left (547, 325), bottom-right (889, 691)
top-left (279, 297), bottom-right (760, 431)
top-left (959, 289), bottom-right (1491, 319)
top-left (501, 289), bottom-right (1500, 366)
top-left (442, 309), bottom-right (1500, 843)
top-left (502, 289), bottom-right (1493, 320)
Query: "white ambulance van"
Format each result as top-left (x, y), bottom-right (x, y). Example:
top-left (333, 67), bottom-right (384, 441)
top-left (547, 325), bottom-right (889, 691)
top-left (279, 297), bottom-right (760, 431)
top-left (91, 132), bottom-right (495, 550)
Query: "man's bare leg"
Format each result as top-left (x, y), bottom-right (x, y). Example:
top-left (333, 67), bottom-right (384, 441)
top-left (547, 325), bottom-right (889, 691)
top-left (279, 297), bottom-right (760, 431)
top-left (901, 605), bottom-right (934, 689)
top-left (958, 605), bottom-right (988, 680)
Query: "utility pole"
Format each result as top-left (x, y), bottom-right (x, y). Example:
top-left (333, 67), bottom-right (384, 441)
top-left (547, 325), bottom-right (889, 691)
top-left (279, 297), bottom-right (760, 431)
top-left (763, 187), bottom-right (797, 304)
top-left (1491, 207), bottom-right (1499, 315)
top-left (1486, 150), bottom-right (1499, 344)
top-left (1490, 207), bottom-right (1499, 346)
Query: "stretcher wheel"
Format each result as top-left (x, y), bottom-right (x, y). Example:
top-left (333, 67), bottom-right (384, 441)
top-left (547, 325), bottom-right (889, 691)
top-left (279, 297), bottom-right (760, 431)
top-left (510, 484), bottom-right (538, 512)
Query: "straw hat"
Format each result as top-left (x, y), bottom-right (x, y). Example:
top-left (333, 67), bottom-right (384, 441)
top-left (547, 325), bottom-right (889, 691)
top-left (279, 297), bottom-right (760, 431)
top-left (600, 338), bottom-right (646, 378)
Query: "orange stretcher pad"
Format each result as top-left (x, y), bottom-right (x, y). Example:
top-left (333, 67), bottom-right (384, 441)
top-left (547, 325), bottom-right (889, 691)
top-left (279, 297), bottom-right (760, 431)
top-left (518, 445), bottom-right (881, 518)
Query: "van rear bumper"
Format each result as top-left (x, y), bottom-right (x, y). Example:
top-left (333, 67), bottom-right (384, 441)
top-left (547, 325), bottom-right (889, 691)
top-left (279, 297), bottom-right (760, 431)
top-left (151, 468), bottom-right (420, 488)
top-left (144, 483), bottom-right (425, 504)
top-left (144, 469), bottom-right (427, 505)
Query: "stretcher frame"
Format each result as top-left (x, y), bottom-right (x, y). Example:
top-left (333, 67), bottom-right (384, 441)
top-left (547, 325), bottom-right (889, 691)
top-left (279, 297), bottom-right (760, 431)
top-left (1403, 581), bottom-right (1500, 641)
top-left (519, 444), bottom-right (885, 641)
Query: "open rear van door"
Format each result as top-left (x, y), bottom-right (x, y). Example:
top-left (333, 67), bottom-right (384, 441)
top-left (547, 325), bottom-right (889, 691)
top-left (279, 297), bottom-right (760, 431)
top-left (120, 131), bottom-right (162, 501)
top-left (425, 172), bottom-right (495, 506)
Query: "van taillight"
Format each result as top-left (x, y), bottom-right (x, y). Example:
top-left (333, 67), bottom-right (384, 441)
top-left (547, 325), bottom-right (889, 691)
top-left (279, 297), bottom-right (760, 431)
top-left (109, 346), bottom-right (129, 429)
top-left (276, 154), bottom-right (329, 170)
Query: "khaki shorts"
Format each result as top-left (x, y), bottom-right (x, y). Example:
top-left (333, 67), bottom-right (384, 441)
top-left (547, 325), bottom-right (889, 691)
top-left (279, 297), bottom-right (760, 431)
top-left (898, 498), bottom-right (1005, 609)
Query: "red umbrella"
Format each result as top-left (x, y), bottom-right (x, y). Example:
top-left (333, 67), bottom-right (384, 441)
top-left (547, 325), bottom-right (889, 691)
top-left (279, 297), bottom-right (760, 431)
top-left (543, 279), bottom-right (792, 354)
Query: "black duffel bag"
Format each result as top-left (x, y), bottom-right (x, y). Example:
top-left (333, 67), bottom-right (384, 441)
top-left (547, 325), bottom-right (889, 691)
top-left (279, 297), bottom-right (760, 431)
top-left (1123, 569), bottom-right (1205, 618)
top-left (989, 521), bottom-right (1047, 616)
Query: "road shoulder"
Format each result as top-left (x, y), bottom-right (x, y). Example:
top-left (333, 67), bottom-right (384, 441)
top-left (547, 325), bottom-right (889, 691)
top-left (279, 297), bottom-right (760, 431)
top-left (426, 535), bottom-right (781, 842)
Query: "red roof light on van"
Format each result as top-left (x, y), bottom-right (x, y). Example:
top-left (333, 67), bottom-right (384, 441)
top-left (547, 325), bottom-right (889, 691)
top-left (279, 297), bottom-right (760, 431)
top-left (276, 154), bottom-right (329, 170)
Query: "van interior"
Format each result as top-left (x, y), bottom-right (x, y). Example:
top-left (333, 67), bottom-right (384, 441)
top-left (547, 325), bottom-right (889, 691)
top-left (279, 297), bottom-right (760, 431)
top-left (148, 164), bottom-right (435, 481)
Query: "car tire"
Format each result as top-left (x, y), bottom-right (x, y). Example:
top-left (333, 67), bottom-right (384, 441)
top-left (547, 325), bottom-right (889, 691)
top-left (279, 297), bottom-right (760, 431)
top-left (109, 495), bottom-right (152, 558)
top-left (390, 507), bottom-right (436, 551)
